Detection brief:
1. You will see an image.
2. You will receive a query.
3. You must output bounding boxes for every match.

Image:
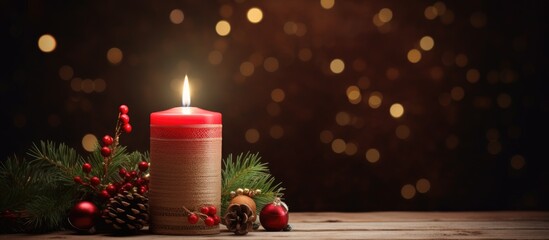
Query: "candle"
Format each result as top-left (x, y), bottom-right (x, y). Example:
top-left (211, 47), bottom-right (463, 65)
top-left (149, 75), bottom-right (222, 235)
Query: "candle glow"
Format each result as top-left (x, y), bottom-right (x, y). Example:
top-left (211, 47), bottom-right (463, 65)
top-left (182, 75), bottom-right (191, 107)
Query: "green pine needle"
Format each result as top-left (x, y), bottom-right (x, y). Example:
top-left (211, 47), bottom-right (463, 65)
top-left (221, 152), bottom-right (284, 217)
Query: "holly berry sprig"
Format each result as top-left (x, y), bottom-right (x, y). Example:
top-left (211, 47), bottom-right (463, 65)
top-left (183, 205), bottom-right (221, 227)
top-left (73, 105), bottom-right (149, 199)
top-left (101, 104), bottom-right (132, 179)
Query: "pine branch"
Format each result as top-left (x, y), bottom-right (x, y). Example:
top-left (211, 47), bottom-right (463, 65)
top-left (27, 141), bottom-right (84, 184)
top-left (221, 152), bottom-right (284, 217)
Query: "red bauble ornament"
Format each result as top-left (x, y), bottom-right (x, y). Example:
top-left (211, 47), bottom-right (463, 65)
top-left (259, 198), bottom-right (289, 231)
top-left (68, 201), bottom-right (99, 230)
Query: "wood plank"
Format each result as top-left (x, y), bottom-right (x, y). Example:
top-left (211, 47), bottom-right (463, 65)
top-left (1, 212), bottom-right (548, 239)
top-left (291, 211), bottom-right (549, 222)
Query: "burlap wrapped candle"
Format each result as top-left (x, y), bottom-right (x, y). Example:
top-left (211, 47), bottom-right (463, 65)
top-left (149, 106), bottom-right (222, 235)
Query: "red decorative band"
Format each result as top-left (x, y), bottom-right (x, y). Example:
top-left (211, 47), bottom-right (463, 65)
top-left (150, 124), bottom-right (222, 139)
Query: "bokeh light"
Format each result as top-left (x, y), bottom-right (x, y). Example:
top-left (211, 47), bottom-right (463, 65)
top-left (330, 58), bottom-right (345, 74)
top-left (390, 103), bottom-right (404, 118)
top-left (416, 178), bottom-right (431, 193)
top-left (58, 65), bottom-right (73, 80)
top-left (365, 148), bottom-right (380, 163)
top-left (81, 134), bottom-right (97, 152)
top-left (320, 0), bottom-right (334, 9)
top-left (107, 47), bottom-right (123, 65)
top-left (401, 184), bottom-right (416, 199)
top-left (216, 20), bottom-right (231, 36)
top-left (245, 128), bottom-right (260, 143)
top-left (169, 9), bottom-right (184, 24)
top-left (247, 7), bottom-right (263, 23)
top-left (331, 138), bottom-right (346, 153)
top-left (419, 36), bottom-right (434, 51)
top-left (407, 49), bottom-right (422, 63)
top-left (38, 34), bottom-right (56, 53)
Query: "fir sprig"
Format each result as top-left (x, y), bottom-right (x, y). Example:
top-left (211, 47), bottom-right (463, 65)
top-left (221, 152), bottom-right (284, 217)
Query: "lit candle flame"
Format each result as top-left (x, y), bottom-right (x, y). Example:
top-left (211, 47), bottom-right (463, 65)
top-left (182, 75), bottom-right (191, 108)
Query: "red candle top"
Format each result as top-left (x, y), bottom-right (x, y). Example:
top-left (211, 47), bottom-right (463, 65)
top-left (150, 107), bottom-right (222, 126)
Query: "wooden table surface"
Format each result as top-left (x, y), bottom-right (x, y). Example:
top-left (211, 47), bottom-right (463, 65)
top-left (2, 211), bottom-right (549, 239)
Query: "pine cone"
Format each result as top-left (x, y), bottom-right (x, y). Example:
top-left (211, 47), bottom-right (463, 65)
top-left (102, 191), bottom-right (149, 233)
top-left (224, 203), bottom-right (254, 235)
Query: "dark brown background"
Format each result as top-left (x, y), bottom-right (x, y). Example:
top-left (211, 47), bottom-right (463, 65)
top-left (2, 0), bottom-right (548, 211)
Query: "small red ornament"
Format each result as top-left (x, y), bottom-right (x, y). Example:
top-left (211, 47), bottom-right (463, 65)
top-left (99, 190), bottom-right (110, 199)
top-left (82, 163), bottom-right (92, 174)
top-left (119, 114), bottom-right (130, 124)
top-left (68, 201), bottom-right (99, 231)
top-left (188, 213), bottom-right (199, 224)
top-left (138, 186), bottom-right (147, 194)
top-left (119, 105), bottom-right (129, 114)
top-left (106, 184), bottom-right (117, 195)
top-left (101, 146), bottom-right (111, 157)
top-left (200, 206), bottom-right (210, 215)
top-left (122, 123), bottom-right (132, 133)
top-left (90, 176), bottom-right (100, 186)
top-left (204, 216), bottom-right (215, 226)
top-left (259, 198), bottom-right (289, 231)
top-left (138, 161), bottom-right (149, 171)
top-left (102, 135), bottom-right (114, 146)
top-left (213, 215), bottom-right (221, 225)
top-left (119, 168), bottom-right (127, 177)
top-left (208, 206), bottom-right (217, 216)
top-left (73, 176), bottom-right (83, 184)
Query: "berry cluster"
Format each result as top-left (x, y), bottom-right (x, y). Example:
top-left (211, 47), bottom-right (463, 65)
top-left (116, 162), bottom-right (150, 195)
top-left (101, 104), bottom-right (132, 158)
top-left (184, 205), bottom-right (220, 227)
top-left (73, 105), bottom-right (149, 200)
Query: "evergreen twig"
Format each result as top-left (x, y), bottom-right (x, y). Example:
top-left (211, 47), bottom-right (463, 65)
top-left (221, 152), bottom-right (284, 217)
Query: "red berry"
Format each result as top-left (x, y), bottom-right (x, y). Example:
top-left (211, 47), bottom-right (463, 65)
top-left (208, 206), bottom-right (217, 216)
top-left (99, 190), bottom-right (110, 199)
top-left (138, 161), bottom-right (149, 172)
top-left (200, 206), bottom-right (209, 215)
top-left (119, 105), bottom-right (129, 114)
top-left (124, 172), bottom-right (132, 181)
top-left (74, 176), bottom-right (83, 184)
top-left (138, 186), bottom-right (147, 194)
top-left (119, 114), bottom-right (130, 124)
top-left (213, 215), bottom-right (221, 225)
top-left (106, 184), bottom-right (117, 195)
top-left (119, 168), bottom-right (127, 177)
top-left (102, 135), bottom-right (114, 146)
top-left (90, 176), bottom-right (100, 186)
top-left (130, 170), bottom-right (138, 178)
top-left (204, 216), bottom-right (215, 226)
top-left (123, 183), bottom-right (133, 191)
top-left (188, 213), bottom-right (199, 224)
top-left (82, 163), bottom-right (92, 174)
top-left (135, 178), bottom-right (143, 186)
top-left (101, 146), bottom-right (111, 157)
top-left (122, 123), bottom-right (132, 133)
